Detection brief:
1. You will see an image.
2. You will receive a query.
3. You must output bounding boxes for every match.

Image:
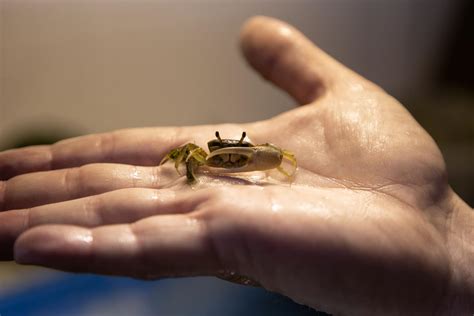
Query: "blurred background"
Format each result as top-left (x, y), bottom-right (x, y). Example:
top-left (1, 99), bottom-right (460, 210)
top-left (0, 0), bottom-right (472, 315)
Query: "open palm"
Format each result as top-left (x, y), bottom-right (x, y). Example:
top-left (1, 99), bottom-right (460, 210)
top-left (0, 17), bottom-right (470, 316)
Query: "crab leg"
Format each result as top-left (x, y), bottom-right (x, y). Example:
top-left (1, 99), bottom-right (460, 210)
top-left (257, 143), bottom-right (297, 177)
top-left (183, 146), bottom-right (207, 183)
top-left (281, 149), bottom-right (297, 177)
top-left (186, 147), bottom-right (208, 164)
top-left (159, 147), bottom-right (186, 175)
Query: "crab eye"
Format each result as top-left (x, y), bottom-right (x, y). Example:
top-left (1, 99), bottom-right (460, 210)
top-left (215, 131), bottom-right (223, 143)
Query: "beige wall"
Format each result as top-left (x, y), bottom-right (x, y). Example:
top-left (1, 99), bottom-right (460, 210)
top-left (0, 0), bottom-right (459, 148)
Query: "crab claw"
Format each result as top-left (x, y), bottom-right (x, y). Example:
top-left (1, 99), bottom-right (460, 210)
top-left (206, 145), bottom-right (283, 172)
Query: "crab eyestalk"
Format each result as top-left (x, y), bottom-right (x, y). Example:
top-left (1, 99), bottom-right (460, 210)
top-left (215, 131), bottom-right (223, 145)
top-left (237, 131), bottom-right (246, 145)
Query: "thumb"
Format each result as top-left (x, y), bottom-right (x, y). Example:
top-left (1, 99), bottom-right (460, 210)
top-left (240, 16), bottom-right (359, 105)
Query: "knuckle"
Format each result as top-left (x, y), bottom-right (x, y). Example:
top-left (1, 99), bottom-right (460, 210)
top-left (70, 164), bottom-right (103, 197)
top-left (82, 195), bottom-right (103, 226)
top-left (22, 208), bottom-right (32, 229)
top-left (99, 132), bottom-right (117, 161)
top-left (150, 166), bottom-right (162, 188)
top-left (63, 167), bottom-right (79, 199)
top-left (76, 165), bottom-right (92, 192)
top-left (65, 166), bottom-right (93, 199)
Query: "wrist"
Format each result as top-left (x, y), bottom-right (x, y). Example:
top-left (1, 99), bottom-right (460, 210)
top-left (441, 191), bottom-right (474, 315)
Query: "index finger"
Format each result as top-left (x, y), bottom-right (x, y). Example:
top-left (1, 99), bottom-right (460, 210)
top-left (0, 127), bottom-right (185, 180)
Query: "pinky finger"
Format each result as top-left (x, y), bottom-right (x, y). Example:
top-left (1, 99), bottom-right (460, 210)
top-left (14, 214), bottom-right (222, 278)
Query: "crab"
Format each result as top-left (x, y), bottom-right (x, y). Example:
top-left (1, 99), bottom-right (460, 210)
top-left (159, 131), bottom-right (297, 183)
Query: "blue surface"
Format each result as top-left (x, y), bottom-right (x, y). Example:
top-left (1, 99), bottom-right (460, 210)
top-left (0, 274), bottom-right (329, 316)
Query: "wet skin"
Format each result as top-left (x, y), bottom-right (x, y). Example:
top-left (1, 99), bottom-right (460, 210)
top-left (0, 16), bottom-right (473, 316)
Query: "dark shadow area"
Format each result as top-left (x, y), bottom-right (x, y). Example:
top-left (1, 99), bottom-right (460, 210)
top-left (407, 0), bottom-right (473, 206)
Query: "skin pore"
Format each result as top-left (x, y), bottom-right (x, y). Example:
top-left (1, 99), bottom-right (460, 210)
top-left (0, 16), bottom-right (473, 316)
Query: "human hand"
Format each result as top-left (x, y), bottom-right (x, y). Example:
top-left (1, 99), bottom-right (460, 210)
top-left (1, 16), bottom-right (473, 316)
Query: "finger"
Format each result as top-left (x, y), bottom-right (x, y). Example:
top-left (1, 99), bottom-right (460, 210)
top-left (14, 215), bottom-right (221, 277)
top-left (0, 127), bottom-right (186, 180)
top-left (240, 16), bottom-right (364, 105)
top-left (0, 187), bottom-right (203, 260)
top-left (1, 163), bottom-right (177, 211)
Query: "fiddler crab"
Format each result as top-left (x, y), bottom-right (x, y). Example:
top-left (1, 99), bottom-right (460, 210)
top-left (160, 131), bottom-right (297, 183)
